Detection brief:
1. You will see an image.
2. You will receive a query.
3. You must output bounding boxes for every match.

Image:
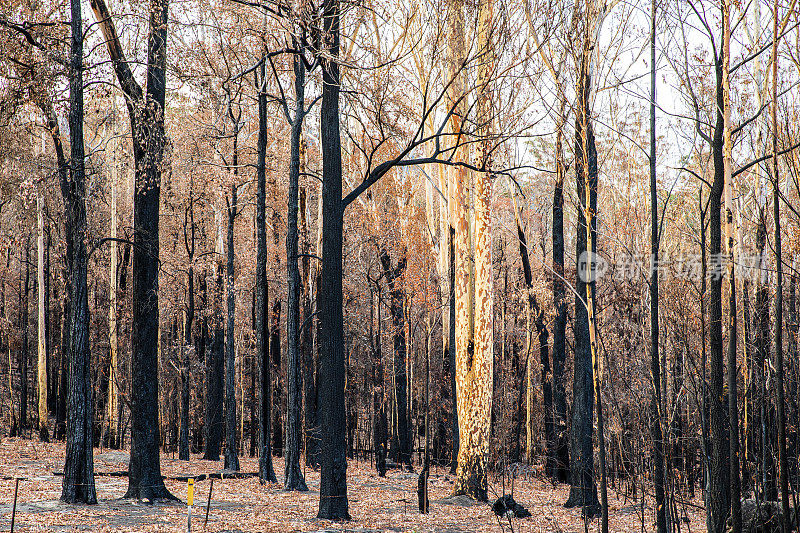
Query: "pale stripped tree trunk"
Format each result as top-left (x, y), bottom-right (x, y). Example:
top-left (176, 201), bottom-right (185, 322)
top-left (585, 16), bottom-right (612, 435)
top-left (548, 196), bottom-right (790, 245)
top-left (453, 0), bottom-right (492, 501)
top-left (105, 117), bottom-right (120, 449)
top-left (37, 193), bottom-right (48, 441)
top-left (721, 3), bottom-right (741, 530)
top-left (444, 0), bottom-right (467, 477)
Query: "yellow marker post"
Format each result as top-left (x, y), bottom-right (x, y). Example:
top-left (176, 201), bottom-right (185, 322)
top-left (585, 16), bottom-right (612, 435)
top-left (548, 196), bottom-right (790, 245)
top-left (187, 478), bottom-right (194, 532)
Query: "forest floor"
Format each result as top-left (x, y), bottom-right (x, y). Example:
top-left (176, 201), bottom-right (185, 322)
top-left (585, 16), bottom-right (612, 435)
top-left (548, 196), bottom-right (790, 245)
top-left (0, 438), bottom-right (707, 532)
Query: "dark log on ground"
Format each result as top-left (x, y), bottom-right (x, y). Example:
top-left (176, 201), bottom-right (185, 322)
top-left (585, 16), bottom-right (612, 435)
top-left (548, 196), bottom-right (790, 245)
top-left (54, 471), bottom-right (260, 482)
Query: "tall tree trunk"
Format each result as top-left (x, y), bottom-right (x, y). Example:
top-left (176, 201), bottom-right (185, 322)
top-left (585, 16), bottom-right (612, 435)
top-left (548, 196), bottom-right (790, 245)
top-left (512, 193), bottom-right (550, 468)
top-left (105, 125), bottom-right (119, 450)
top-left (418, 309), bottom-right (431, 513)
top-left (284, 45), bottom-right (308, 491)
top-left (372, 283), bottom-right (388, 476)
top-left (552, 95), bottom-right (569, 483)
top-left (741, 270), bottom-right (752, 493)
top-left (380, 250), bottom-right (411, 469)
top-left (204, 212), bottom-right (225, 462)
top-left (707, 20), bottom-right (731, 531)
top-left (179, 266), bottom-right (193, 460)
top-left (255, 59), bottom-right (277, 483)
top-left (224, 178), bottom-right (240, 472)
top-left (56, 273), bottom-right (69, 440)
top-left (20, 241), bottom-right (30, 432)
top-left (650, 1), bottom-right (667, 528)
top-left (565, 33), bottom-right (599, 516)
top-left (453, 0), bottom-right (493, 502)
top-left (90, 0), bottom-right (174, 500)
top-left (721, 3), bottom-right (741, 529)
top-left (45, 228), bottom-right (53, 417)
top-left (300, 183), bottom-right (318, 468)
top-left (179, 181), bottom-right (195, 461)
top-left (448, 223), bottom-right (458, 473)
top-left (317, 0), bottom-right (349, 518)
top-left (771, 6), bottom-right (790, 528)
top-left (61, 0), bottom-right (96, 500)
top-left (444, 0), bottom-right (466, 479)
top-left (585, 97), bottom-right (607, 533)
top-left (270, 301), bottom-right (283, 458)
top-left (36, 100), bottom-right (71, 442)
top-left (37, 194), bottom-right (48, 441)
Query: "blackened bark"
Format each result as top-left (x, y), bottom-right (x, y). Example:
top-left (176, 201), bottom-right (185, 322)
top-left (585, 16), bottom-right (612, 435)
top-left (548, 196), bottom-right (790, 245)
top-left (707, 57), bottom-right (730, 533)
top-left (90, 0), bottom-right (176, 500)
top-left (565, 58), bottom-right (599, 515)
top-left (56, 148), bottom-right (72, 443)
top-left (271, 301), bottom-right (283, 457)
top-left (772, 56), bottom-right (789, 528)
top-left (788, 272), bottom-right (798, 474)
top-left (255, 60), bottom-right (276, 483)
top-left (61, 0), bottom-right (96, 500)
top-left (179, 188), bottom-right (195, 461)
top-left (204, 266), bottom-right (224, 461)
top-left (224, 180), bottom-right (240, 472)
top-left (741, 276), bottom-right (752, 493)
top-left (372, 285), bottom-right (387, 477)
top-left (300, 186), bottom-right (318, 468)
top-left (250, 287), bottom-right (257, 457)
top-left (20, 242), bottom-right (30, 431)
top-left (284, 46), bottom-right (308, 491)
top-left (448, 226), bottom-right (458, 473)
top-left (649, 6), bottom-right (668, 529)
top-left (56, 284), bottom-right (69, 440)
top-left (380, 249), bottom-right (411, 469)
top-left (533, 298), bottom-right (552, 473)
top-left (551, 107), bottom-right (569, 484)
top-left (317, 0), bottom-right (350, 517)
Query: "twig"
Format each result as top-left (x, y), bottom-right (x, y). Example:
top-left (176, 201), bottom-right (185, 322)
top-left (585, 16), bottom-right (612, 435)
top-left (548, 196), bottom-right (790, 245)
top-left (11, 478), bottom-right (19, 533)
top-left (204, 478), bottom-right (214, 530)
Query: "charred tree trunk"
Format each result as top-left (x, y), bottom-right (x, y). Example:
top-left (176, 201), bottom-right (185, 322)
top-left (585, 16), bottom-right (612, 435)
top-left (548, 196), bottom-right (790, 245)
top-left (284, 44), bottom-right (308, 491)
top-left (565, 50), bottom-right (599, 516)
top-left (448, 226), bottom-right (458, 473)
top-left (707, 44), bottom-right (731, 533)
top-left (270, 300), bottom-right (283, 459)
top-left (224, 179), bottom-right (240, 472)
top-left (649, 3), bottom-right (668, 529)
top-left (20, 241), bottom-right (30, 432)
top-left (317, 0), bottom-right (350, 517)
top-left (61, 0), bottom-right (96, 500)
top-left (179, 186), bottom-right (195, 461)
top-left (204, 262), bottom-right (225, 461)
top-left (300, 184), bottom-right (318, 468)
top-left (255, 60), bottom-right (277, 483)
top-left (90, 0), bottom-right (174, 500)
top-left (551, 96), bottom-right (569, 484)
top-left (770, 7), bottom-right (790, 528)
top-left (372, 284), bottom-right (388, 476)
top-left (380, 249), bottom-right (411, 469)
